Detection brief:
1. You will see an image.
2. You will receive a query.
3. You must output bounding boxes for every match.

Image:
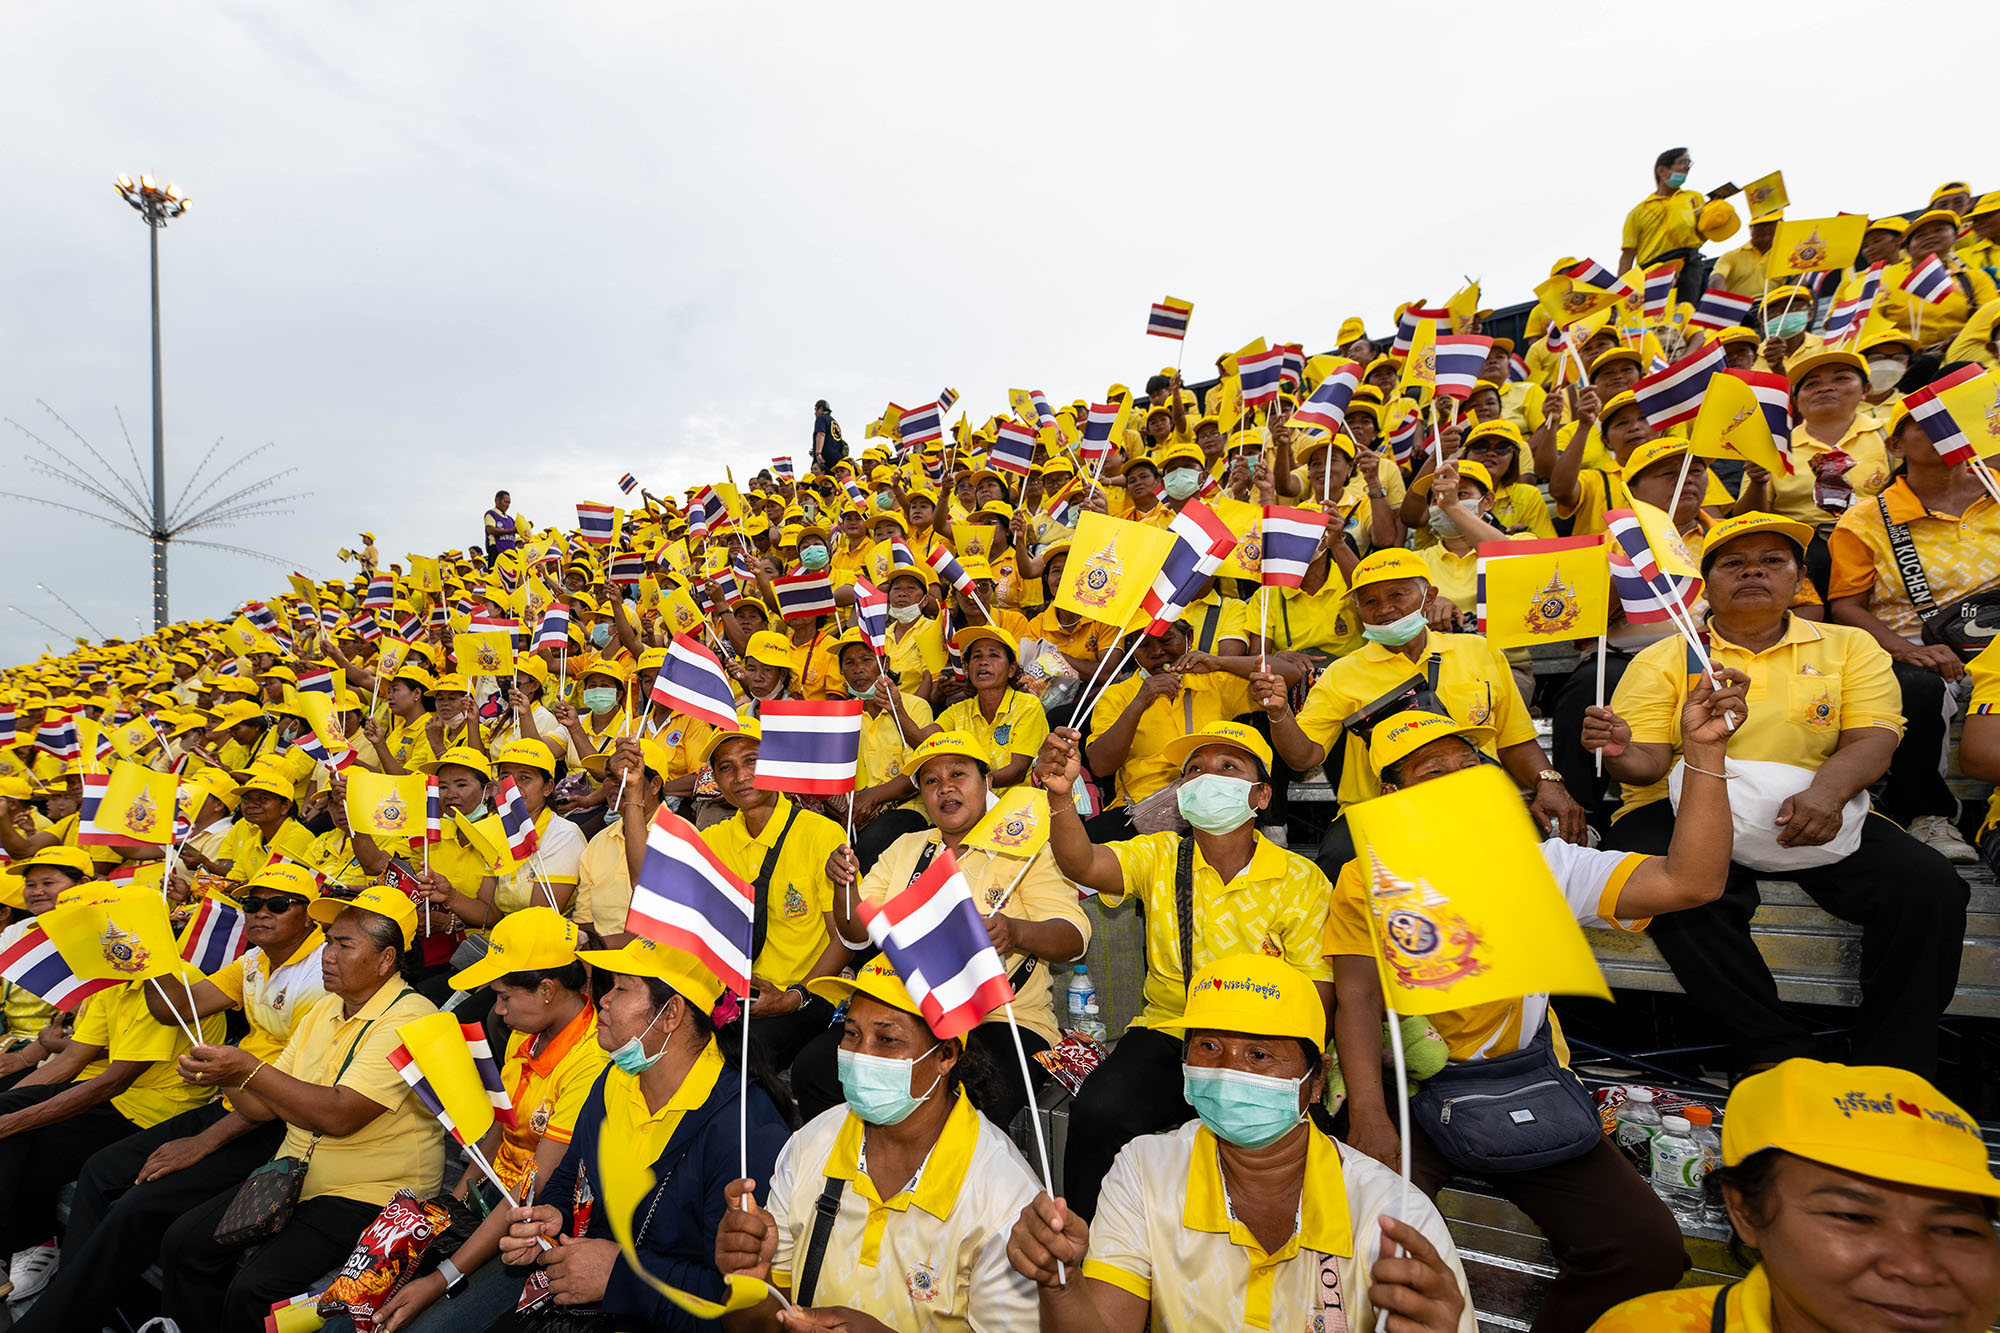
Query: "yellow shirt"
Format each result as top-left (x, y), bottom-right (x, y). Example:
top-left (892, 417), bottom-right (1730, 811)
top-left (495, 1001), bottom-right (607, 1197)
top-left (1499, 381), bottom-right (1547, 438)
top-left (1028, 606), bottom-right (1119, 664)
top-left (493, 808), bottom-right (586, 918)
top-left (1770, 416), bottom-right (1893, 527)
top-left (213, 817), bottom-right (316, 882)
top-left (1105, 831), bottom-right (1335, 1030)
top-left (853, 693), bottom-right (935, 813)
top-left (793, 627), bottom-right (844, 701)
top-left (1086, 1121), bottom-right (1477, 1333)
top-left (71, 981), bottom-right (223, 1128)
top-left (767, 1099), bottom-right (1042, 1329)
top-left (1416, 543), bottom-right (1482, 616)
top-left (1492, 482), bottom-right (1556, 539)
top-left (208, 928), bottom-right (327, 1064)
top-left (1295, 634), bottom-right (1538, 806)
top-left (1090, 671), bottom-right (1257, 807)
top-left (1827, 475), bottom-right (2000, 640)
top-left (1251, 579), bottom-right (1363, 659)
top-left (1946, 296), bottom-right (2000, 368)
top-left (884, 614), bottom-right (948, 691)
top-left (595, 1038), bottom-right (722, 1185)
top-left (273, 984), bottom-right (446, 1205)
top-left (1182, 590), bottom-right (1250, 651)
top-left (937, 688), bottom-right (1048, 777)
top-left (378, 713), bottom-right (437, 773)
top-left (1970, 642), bottom-right (2000, 839)
top-left (1589, 1263), bottom-right (1775, 1333)
top-left (1707, 241), bottom-right (1770, 297)
top-left (1620, 188), bottom-right (1707, 265)
top-left (574, 819), bottom-right (634, 936)
top-left (1609, 614), bottom-right (1903, 820)
top-left (705, 794), bottom-right (845, 991)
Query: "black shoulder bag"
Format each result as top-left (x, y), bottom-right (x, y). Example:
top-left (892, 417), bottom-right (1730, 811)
top-left (1408, 1022), bottom-right (1603, 1174)
top-left (1877, 493), bottom-right (2000, 661)
top-left (749, 803), bottom-right (806, 963)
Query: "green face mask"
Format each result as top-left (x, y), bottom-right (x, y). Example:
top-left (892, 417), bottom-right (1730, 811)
top-left (581, 686), bottom-right (619, 715)
top-left (1183, 1065), bottom-right (1306, 1148)
top-left (1768, 312), bottom-right (1810, 339)
top-left (1361, 608), bottom-right (1428, 647)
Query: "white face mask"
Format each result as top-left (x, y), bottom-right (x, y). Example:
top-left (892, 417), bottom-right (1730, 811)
top-left (887, 602), bottom-right (925, 624)
top-left (1868, 358), bottom-right (1907, 393)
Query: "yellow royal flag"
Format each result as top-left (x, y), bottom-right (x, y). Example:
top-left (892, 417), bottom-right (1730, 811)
top-left (963, 786), bottom-right (1050, 858)
top-left (1445, 281), bottom-right (1481, 332)
top-left (408, 555), bottom-right (444, 594)
top-left (1213, 495), bottom-right (1265, 580)
top-left (287, 573), bottom-right (318, 603)
top-left (296, 692), bottom-right (357, 767)
top-left (1476, 536), bottom-right (1610, 650)
top-left (658, 586), bottom-right (706, 638)
top-left (41, 882), bottom-right (185, 984)
top-left (345, 770), bottom-right (429, 841)
top-left (1399, 318), bottom-right (1439, 407)
top-left (601, 1133), bottom-right (777, 1319)
top-left (224, 616), bottom-right (275, 657)
top-left (394, 1009), bottom-right (511, 1145)
top-left (1743, 170), bottom-right (1788, 217)
top-left (1690, 371), bottom-right (1793, 478)
top-left (106, 717), bottom-right (159, 764)
top-left (454, 629), bottom-right (515, 678)
top-left (94, 762), bottom-right (180, 846)
top-left (1931, 368), bottom-right (2000, 460)
top-left (1053, 513), bottom-right (1176, 630)
top-left (1534, 273), bottom-right (1624, 328)
top-left (1346, 765), bottom-right (1609, 1017)
top-left (1769, 216), bottom-right (1869, 277)
top-left (1631, 498), bottom-right (1700, 579)
top-left (452, 809), bottom-right (514, 875)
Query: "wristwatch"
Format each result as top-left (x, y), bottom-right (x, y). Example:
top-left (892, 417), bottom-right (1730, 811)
top-left (1535, 768), bottom-right (1563, 785)
top-left (438, 1257), bottom-right (467, 1298)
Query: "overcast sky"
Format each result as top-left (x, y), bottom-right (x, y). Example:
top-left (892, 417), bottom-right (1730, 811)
top-left (2, 0), bottom-right (1985, 667)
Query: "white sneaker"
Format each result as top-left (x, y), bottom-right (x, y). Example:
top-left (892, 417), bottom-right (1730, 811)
top-left (1911, 815), bottom-right (1980, 864)
top-left (7, 1242), bottom-right (56, 1301)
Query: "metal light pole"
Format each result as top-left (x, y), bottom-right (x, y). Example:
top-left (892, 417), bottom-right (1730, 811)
top-left (114, 173), bottom-right (189, 629)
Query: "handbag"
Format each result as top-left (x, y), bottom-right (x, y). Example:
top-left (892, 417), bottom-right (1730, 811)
top-left (1877, 493), bottom-right (2000, 661)
top-left (1409, 1023), bottom-right (1604, 1174)
top-left (1667, 756), bottom-right (1866, 871)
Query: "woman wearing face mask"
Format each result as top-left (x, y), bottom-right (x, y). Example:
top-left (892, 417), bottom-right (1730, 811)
top-left (936, 626), bottom-right (1046, 790)
top-left (1756, 283), bottom-right (1819, 374)
top-left (829, 631), bottom-right (940, 874)
top-left (715, 954), bottom-right (1044, 1332)
top-left (1151, 441), bottom-right (1212, 514)
top-left (1457, 420), bottom-right (1554, 537)
top-left (863, 510), bottom-right (915, 585)
top-left (1034, 720), bottom-right (1337, 1221)
top-left (499, 939), bottom-right (792, 1327)
top-left (1616, 146), bottom-right (1708, 285)
top-left (881, 567), bottom-right (947, 700)
top-left (1592, 1059), bottom-right (2000, 1333)
top-left (1008, 954), bottom-right (1476, 1333)
top-left (1733, 348), bottom-right (1892, 549)
top-left (555, 661), bottom-right (638, 771)
top-left (1858, 327), bottom-right (1917, 405)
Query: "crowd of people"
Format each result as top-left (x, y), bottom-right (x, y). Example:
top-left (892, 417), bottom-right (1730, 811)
top-left (3, 149), bottom-right (2000, 1332)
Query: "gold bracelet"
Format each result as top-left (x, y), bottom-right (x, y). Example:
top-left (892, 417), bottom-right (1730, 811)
top-left (1682, 763), bottom-right (1731, 780)
top-left (240, 1059), bottom-right (267, 1090)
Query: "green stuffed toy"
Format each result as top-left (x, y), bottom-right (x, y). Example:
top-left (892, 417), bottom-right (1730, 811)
top-left (1322, 1015), bottom-right (1450, 1116)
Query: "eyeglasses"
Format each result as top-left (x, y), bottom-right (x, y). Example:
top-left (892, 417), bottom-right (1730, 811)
top-left (240, 895), bottom-right (304, 915)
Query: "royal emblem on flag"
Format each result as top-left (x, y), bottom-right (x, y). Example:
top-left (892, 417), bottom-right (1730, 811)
top-left (1786, 228), bottom-right (1827, 272)
top-left (375, 791), bottom-right (410, 832)
top-left (100, 916), bottom-right (151, 974)
top-left (985, 813), bottom-right (1034, 852)
top-left (123, 788), bottom-right (159, 836)
top-left (1073, 543), bottom-right (1122, 608)
top-left (472, 640), bottom-right (506, 672)
top-left (1553, 281), bottom-right (1596, 315)
top-left (1522, 569), bottom-right (1582, 637)
top-left (1368, 856), bottom-right (1485, 991)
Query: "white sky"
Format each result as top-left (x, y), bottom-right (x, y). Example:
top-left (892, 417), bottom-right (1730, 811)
top-left (2, 0), bottom-right (1986, 666)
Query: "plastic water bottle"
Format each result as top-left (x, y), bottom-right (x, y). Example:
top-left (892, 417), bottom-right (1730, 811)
top-left (1615, 1087), bottom-right (1663, 1175)
top-left (1078, 1000), bottom-right (1107, 1044)
top-left (1066, 965), bottom-right (1096, 1031)
top-left (1682, 1105), bottom-right (1726, 1226)
top-left (1650, 1115), bottom-right (1707, 1225)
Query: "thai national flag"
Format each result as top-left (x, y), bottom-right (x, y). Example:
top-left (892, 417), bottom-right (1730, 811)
top-left (774, 570), bottom-right (837, 620)
top-left (0, 706), bottom-right (14, 749)
top-left (1564, 258), bottom-right (1633, 297)
top-left (990, 422), bottom-right (1037, 476)
top-left (494, 776), bottom-right (542, 861)
top-left (1079, 402), bottom-right (1121, 461)
top-left (427, 603), bottom-right (449, 630)
top-left (534, 605), bottom-right (570, 652)
top-left (1643, 260), bottom-right (1683, 320)
top-left (576, 502), bottom-right (618, 547)
top-left (296, 666), bottom-right (335, 696)
top-left (1392, 305), bottom-right (1451, 358)
top-left (1688, 287), bottom-right (1756, 332)
top-left (1634, 341), bottom-right (1726, 431)
top-left (753, 699), bottom-right (863, 795)
top-left (1141, 500), bottom-right (1240, 632)
top-left (1902, 254), bottom-right (1955, 306)
top-left (1724, 368), bottom-right (1795, 446)
top-left (466, 611), bottom-right (518, 636)
top-left (349, 612), bottom-right (383, 642)
top-left (244, 602), bottom-right (278, 634)
top-left (76, 771), bottom-right (115, 844)
top-left (609, 553), bottom-right (646, 587)
top-left (852, 577), bottom-right (889, 651)
top-left (770, 456), bottom-right (794, 481)
top-left (35, 713), bottom-right (80, 761)
top-left (180, 895), bottom-right (249, 973)
top-left (1260, 507), bottom-right (1331, 588)
top-left (1145, 297), bottom-right (1194, 340)
top-left (1238, 349), bottom-right (1287, 409)
top-left (364, 575), bottom-right (396, 609)
top-left (460, 1022), bottom-right (514, 1125)
top-left (293, 726), bottom-right (357, 772)
top-left (1433, 335), bottom-right (1496, 400)
top-left (898, 401), bottom-right (944, 445)
top-left (317, 605), bottom-right (344, 633)
top-left (1386, 408), bottom-right (1423, 468)
top-left (938, 387), bottom-right (958, 414)
top-left (856, 845), bottom-right (1014, 1041)
top-left (617, 472), bottom-right (638, 495)
top-left (0, 927), bottom-right (118, 1011)
top-left (1291, 361), bottom-right (1362, 436)
top-left (839, 474), bottom-right (869, 508)
top-left (687, 486), bottom-right (725, 537)
top-left (1277, 343), bottom-right (1307, 388)
top-left (626, 807), bottom-right (756, 995)
top-left (926, 542), bottom-right (977, 597)
top-left (649, 635), bottom-right (742, 731)
top-left (424, 776), bottom-right (443, 845)
top-left (1822, 263), bottom-right (1885, 345)
top-left (1902, 365), bottom-right (1989, 466)
top-left (1028, 390), bottom-right (1056, 431)
top-left (1509, 353), bottom-right (1531, 383)
top-left (1605, 510), bottom-right (1702, 624)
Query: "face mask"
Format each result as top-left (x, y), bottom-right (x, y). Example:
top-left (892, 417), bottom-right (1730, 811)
top-left (874, 492), bottom-right (896, 511)
top-left (800, 546), bottom-right (830, 572)
top-left (888, 602), bottom-right (924, 624)
top-left (837, 1045), bottom-right (941, 1125)
top-left (1163, 468), bottom-right (1203, 501)
top-left (850, 679), bottom-right (879, 700)
top-left (609, 1004), bottom-right (670, 1075)
top-left (1665, 170), bottom-right (1688, 190)
top-left (1184, 1064), bottom-right (1306, 1149)
top-left (1176, 773), bottom-right (1258, 834)
top-left (1361, 607), bottom-right (1428, 647)
top-left (589, 624), bottom-right (612, 649)
top-left (1868, 358), bottom-right (1907, 392)
top-left (463, 803), bottom-right (490, 822)
top-left (1427, 504), bottom-right (1460, 540)
top-left (581, 686), bottom-right (619, 715)
top-left (1768, 312), bottom-right (1809, 339)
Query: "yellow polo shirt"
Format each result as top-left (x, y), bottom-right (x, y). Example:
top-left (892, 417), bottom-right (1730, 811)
top-left (574, 819), bottom-right (634, 936)
top-left (793, 627), bottom-right (844, 701)
top-left (213, 817), bottom-right (316, 882)
top-left (272, 984), bottom-right (445, 1205)
top-left (1105, 831), bottom-right (1335, 1030)
top-left (1768, 417), bottom-right (1892, 526)
top-left (705, 794), bottom-right (844, 991)
top-left (71, 981), bottom-right (224, 1129)
top-left (1028, 607), bottom-right (1119, 665)
top-left (1621, 189), bottom-right (1706, 265)
top-left (1499, 381), bottom-right (1548, 438)
top-left (884, 614), bottom-right (948, 692)
top-left (1876, 257), bottom-right (1999, 349)
top-left (208, 928), bottom-right (327, 1064)
top-left (1182, 591), bottom-right (1250, 651)
top-left (852, 693), bottom-right (935, 813)
top-left (1086, 1121), bottom-right (1476, 1333)
top-left (1250, 579), bottom-right (1363, 659)
top-left (937, 688), bottom-right (1048, 778)
top-left (496, 1001), bottom-right (607, 1197)
top-left (1827, 475), bottom-right (2000, 640)
top-left (1295, 634), bottom-right (1538, 806)
top-left (378, 713), bottom-right (436, 773)
top-left (1591, 1263), bottom-right (1775, 1333)
top-left (1708, 241), bottom-right (1770, 297)
top-left (1609, 615), bottom-right (1903, 821)
top-left (767, 1099), bottom-right (1042, 1329)
top-left (596, 1038), bottom-right (722, 1186)
top-left (1492, 482), bottom-right (1556, 539)
top-left (1089, 671), bottom-right (1258, 807)
top-left (1963, 642), bottom-right (2000, 840)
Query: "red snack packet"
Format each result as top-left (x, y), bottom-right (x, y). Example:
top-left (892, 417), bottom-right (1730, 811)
top-left (318, 1190), bottom-right (449, 1332)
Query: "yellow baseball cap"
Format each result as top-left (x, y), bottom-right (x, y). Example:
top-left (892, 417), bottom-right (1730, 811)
top-left (1909, 207), bottom-right (1961, 234)
top-left (1589, 347), bottom-right (1643, 377)
top-left (1337, 316), bottom-right (1367, 345)
top-left (1700, 511), bottom-right (1815, 561)
top-left (207, 700), bottom-right (264, 730)
top-left (1295, 433), bottom-right (1355, 464)
top-left (491, 737), bottom-right (559, 775)
top-left (698, 718), bottom-right (761, 767)
top-left (1783, 346), bottom-right (1867, 387)
top-left (1348, 548), bottom-right (1432, 592)
top-left (308, 883), bottom-right (419, 947)
top-left (1160, 719), bottom-right (1274, 775)
top-left (907, 729), bottom-right (990, 778)
top-left (390, 663), bottom-right (436, 692)
top-left (235, 763), bottom-right (297, 801)
top-left (181, 769), bottom-right (241, 815)
top-left (1761, 284), bottom-right (1815, 308)
top-left (1155, 443), bottom-right (1206, 471)
top-left (450, 904), bottom-right (581, 989)
top-left (808, 953), bottom-right (920, 1018)
top-left (949, 624), bottom-right (1018, 661)
top-left (13, 846), bottom-right (97, 878)
top-left (745, 631), bottom-right (797, 671)
top-left (1154, 953), bottom-right (1326, 1046)
top-left (577, 937), bottom-right (725, 1012)
top-left (420, 746), bottom-right (496, 781)
top-left (1722, 1058), bottom-right (2000, 1200)
top-left (580, 657), bottom-right (635, 686)
top-left (1367, 710), bottom-right (1494, 774)
top-left (243, 860), bottom-right (324, 904)
top-left (1714, 325), bottom-right (1761, 348)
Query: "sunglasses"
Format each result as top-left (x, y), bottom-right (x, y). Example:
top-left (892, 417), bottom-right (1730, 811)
top-left (240, 895), bottom-right (305, 915)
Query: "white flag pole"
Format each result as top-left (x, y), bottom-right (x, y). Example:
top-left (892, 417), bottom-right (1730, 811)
top-left (1003, 1000), bottom-right (1065, 1285)
top-left (1594, 632), bottom-right (1609, 777)
top-left (1375, 996), bottom-right (1415, 1333)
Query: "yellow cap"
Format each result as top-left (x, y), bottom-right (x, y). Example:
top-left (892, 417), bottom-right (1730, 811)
top-left (1160, 720), bottom-right (1274, 775)
top-left (1337, 316), bottom-right (1367, 345)
top-left (949, 624), bottom-right (1018, 660)
top-left (576, 937), bottom-right (724, 1012)
top-left (1154, 953), bottom-right (1326, 1046)
top-left (1722, 1058), bottom-right (2000, 1199)
top-left (698, 718), bottom-right (761, 767)
top-left (13, 846), bottom-right (96, 878)
top-left (579, 657), bottom-right (635, 686)
top-left (235, 763), bottom-right (297, 801)
top-left (1700, 511), bottom-right (1815, 561)
top-left (1295, 433), bottom-right (1355, 465)
top-left (182, 768), bottom-right (241, 814)
top-left (491, 737), bottom-right (559, 775)
top-left (1696, 197), bottom-right (1740, 242)
top-left (243, 860), bottom-right (324, 903)
top-left (421, 746), bottom-right (497, 780)
top-left (808, 953), bottom-right (920, 1018)
top-left (0, 869), bottom-right (24, 911)
top-left (308, 883), bottom-right (419, 947)
top-left (1783, 345), bottom-right (1867, 387)
top-left (1589, 347), bottom-right (1642, 377)
top-left (1367, 710), bottom-right (1494, 774)
top-left (1155, 443), bottom-right (1206, 471)
top-left (1969, 192), bottom-right (2000, 221)
top-left (1909, 207), bottom-right (1961, 234)
top-left (907, 729), bottom-right (991, 778)
top-left (1348, 548), bottom-right (1432, 592)
top-left (1445, 459), bottom-right (1494, 494)
top-left (207, 700), bottom-right (264, 730)
top-left (390, 663), bottom-right (436, 692)
top-left (745, 631), bottom-right (797, 671)
top-left (450, 905), bottom-right (581, 989)
top-left (1622, 436), bottom-right (1693, 480)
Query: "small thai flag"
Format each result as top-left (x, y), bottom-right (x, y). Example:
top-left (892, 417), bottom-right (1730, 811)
top-left (424, 776), bottom-right (443, 845)
top-left (753, 699), bottom-right (863, 795)
top-left (770, 456), bottom-right (794, 481)
top-left (609, 553), bottom-right (646, 587)
top-left (317, 606), bottom-right (344, 632)
top-left (1392, 305), bottom-right (1451, 358)
top-left (1605, 509), bottom-right (1701, 624)
top-left (35, 714), bottom-right (80, 761)
top-left (1277, 343), bottom-right (1307, 388)
top-left (1238, 349), bottom-right (1287, 410)
top-left (387, 1043), bottom-right (490, 1147)
top-left (0, 927), bottom-right (118, 1011)
top-left (618, 472), bottom-right (639, 495)
top-left (649, 635), bottom-right (742, 731)
top-left (348, 612), bottom-right (382, 641)
top-left (1260, 507), bottom-right (1331, 588)
top-left (1291, 361), bottom-right (1362, 436)
top-left (1902, 365), bottom-right (1989, 466)
top-left (687, 486), bottom-right (725, 537)
top-left (294, 727), bottom-right (357, 772)
top-left (774, 570), bottom-right (837, 620)
top-left (1688, 287), bottom-right (1756, 332)
top-left (576, 502), bottom-right (618, 546)
top-left (1386, 409), bottom-right (1422, 467)
top-left (1028, 390), bottom-right (1056, 431)
top-left (245, 602), bottom-right (278, 634)
top-left (461, 1022), bottom-right (514, 1124)
top-left (1564, 258), bottom-right (1632, 297)
top-left (364, 575), bottom-right (396, 609)
top-left (857, 845), bottom-right (1014, 1041)
top-left (1145, 297), bottom-right (1194, 340)
top-left (626, 807), bottom-right (756, 994)
top-left (1079, 403), bottom-right (1121, 460)
top-left (840, 475), bottom-right (869, 508)
top-left (730, 548), bottom-right (761, 594)
top-left (1902, 254), bottom-right (1955, 306)
top-left (899, 401), bottom-right (944, 445)
top-left (926, 542), bottom-right (977, 597)
top-left (0, 706), bottom-right (14, 749)
top-left (466, 611), bottom-right (517, 635)
top-left (853, 577), bottom-right (888, 651)
top-left (1725, 368), bottom-right (1795, 447)
top-left (1509, 353), bottom-right (1530, 383)
top-left (180, 896), bottom-right (250, 973)
top-left (411, 608), bottom-right (437, 636)
top-left (296, 667), bottom-right (335, 696)
top-left (1142, 500), bottom-right (1240, 631)
top-left (494, 776), bottom-right (541, 861)
top-left (1822, 263), bottom-right (1885, 345)
top-left (938, 387), bottom-right (959, 413)
top-left (1634, 341), bottom-right (1726, 431)
top-left (1643, 260), bottom-right (1683, 320)
top-left (1433, 335), bottom-right (1496, 400)
top-left (76, 771), bottom-right (115, 844)
top-left (534, 605), bottom-right (570, 651)
top-left (991, 422), bottom-right (1037, 476)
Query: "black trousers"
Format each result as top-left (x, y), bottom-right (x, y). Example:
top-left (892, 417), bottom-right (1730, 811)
top-left (1606, 801), bottom-right (1968, 1074)
top-left (854, 807), bottom-right (930, 875)
top-left (1880, 660), bottom-right (1958, 823)
top-left (161, 1184), bottom-right (381, 1333)
top-left (755, 992), bottom-right (838, 1072)
top-left (0, 1083), bottom-right (144, 1255)
top-left (791, 1017), bottom-right (1051, 1131)
top-left (13, 1102), bottom-right (288, 1333)
top-left (1550, 647), bottom-right (1635, 830)
top-left (1411, 1131), bottom-right (1685, 1333)
top-left (1061, 1026), bottom-right (1193, 1220)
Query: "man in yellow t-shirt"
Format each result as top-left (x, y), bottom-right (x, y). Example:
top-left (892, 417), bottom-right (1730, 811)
top-left (1618, 146), bottom-right (1707, 274)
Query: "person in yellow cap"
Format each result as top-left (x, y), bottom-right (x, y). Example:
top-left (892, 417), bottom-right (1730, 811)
top-left (192, 762), bottom-right (313, 885)
top-left (827, 629), bottom-right (941, 871)
top-left (1731, 345), bottom-right (1891, 536)
top-left (166, 768), bottom-right (243, 897)
top-left (1460, 419), bottom-right (1555, 538)
top-left (553, 657), bottom-right (639, 786)
top-left (1877, 209), bottom-right (2000, 352)
top-left (1110, 451), bottom-right (1173, 529)
top-left (1857, 326), bottom-right (1919, 406)
top-left (357, 661), bottom-right (438, 776)
top-left (451, 738), bottom-right (586, 936)
top-left (25, 860), bottom-right (328, 1330)
top-left (501, 655), bottom-right (581, 768)
top-left (715, 954), bottom-right (1045, 1329)
top-left (164, 884), bottom-right (442, 1330)
top-left (1032, 719), bottom-right (1337, 1219)
top-left (935, 624), bottom-right (1047, 789)
top-left (0, 848), bottom-right (98, 1097)
top-left (1408, 457), bottom-right (1523, 625)
top-left (0, 870), bottom-right (53, 1087)
top-left (1534, 346), bottom-right (1648, 484)
top-left (499, 937), bottom-right (790, 1323)
top-left (1006, 954), bottom-right (1477, 1333)
top-left (1591, 1058), bottom-right (2000, 1332)
top-left (1021, 543), bottom-right (1123, 676)
top-left (573, 735), bottom-right (676, 948)
top-left (1591, 513), bottom-right (1969, 1077)
top-left (1325, 695), bottom-right (1743, 1330)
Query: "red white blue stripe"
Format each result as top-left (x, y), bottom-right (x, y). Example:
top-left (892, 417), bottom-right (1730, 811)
top-left (1290, 361), bottom-right (1362, 435)
top-left (990, 422), bottom-right (1037, 475)
top-left (533, 605), bottom-right (570, 652)
top-left (1901, 254), bottom-right (1955, 305)
top-left (618, 472), bottom-right (638, 494)
top-left (1392, 305), bottom-right (1450, 358)
top-left (770, 456), bottom-right (794, 481)
top-left (296, 667), bottom-right (335, 696)
top-left (857, 845), bottom-right (1014, 1041)
top-left (0, 927), bottom-right (118, 1011)
top-left (1605, 509), bottom-right (1701, 625)
top-left (648, 636), bottom-right (742, 731)
top-left (1901, 365), bottom-right (1988, 467)
top-left (1079, 402), bottom-right (1120, 459)
top-left (35, 714), bottom-right (80, 761)
top-left (1643, 261), bottom-right (1683, 319)
top-left (609, 553), bottom-right (646, 587)
top-left (774, 571), bottom-right (837, 621)
top-left (1260, 507), bottom-right (1330, 588)
top-left (1145, 300), bottom-right (1193, 340)
top-left (1433, 335), bottom-right (1496, 400)
top-left (494, 776), bottom-right (542, 860)
top-left (1633, 340), bottom-right (1725, 431)
top-left (852, 578), bottom-right (888, 651)
top-left (1821, 263), bottom-right (1885, 344)
top-left (626, 807), bottom-right (755, 995)
top-left (1725, 368), bottom-right (1795, 448)
top-left (753, 699), bottom-right (863, 795)
top-left (1237, 349), bottom-right (1286, 409)
top-left (1277, 343), bottom-right (1306, 388)
top-left (1563, 258), bottom-right (1630, 296)
top-left (898, 401), bottom-right (944, 445)
top-left (364, 575), bottom-right (396, 609)
top-left (180, 895), bottom-right (249, 973)
top-left (1688, 287), bottom-right (1755, 332)
top-left (926, 542), bottom-right (977, 596)
top-left (576, 502), bottom-right (618, 546)
top-left (1142, 500), bottom-right (1239, 631)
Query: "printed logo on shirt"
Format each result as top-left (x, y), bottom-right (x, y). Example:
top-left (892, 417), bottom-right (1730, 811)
top-left (531, 1097), bottom-right (553, 1135)
top-left (783, 882), bottom-right (810, 920)
top-left (906, 1258), bottom-right (939, 1303)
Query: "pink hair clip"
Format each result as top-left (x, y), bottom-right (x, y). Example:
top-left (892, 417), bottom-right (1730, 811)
top-left (710, 989), bottom-right (741, 1027)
